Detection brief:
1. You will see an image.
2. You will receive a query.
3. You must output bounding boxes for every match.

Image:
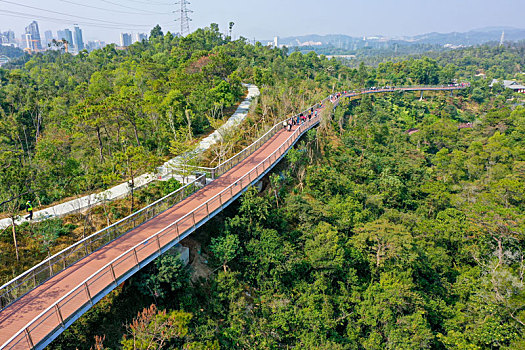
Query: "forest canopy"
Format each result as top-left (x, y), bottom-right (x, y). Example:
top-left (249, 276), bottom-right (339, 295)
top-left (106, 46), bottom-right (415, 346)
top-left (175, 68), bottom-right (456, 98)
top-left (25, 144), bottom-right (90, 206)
top-left (0, 25), bottom-right (524, 350)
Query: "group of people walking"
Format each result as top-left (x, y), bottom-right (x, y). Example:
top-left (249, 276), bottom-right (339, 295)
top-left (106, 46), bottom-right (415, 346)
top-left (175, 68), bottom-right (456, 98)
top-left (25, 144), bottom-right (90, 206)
top-left (282, 106), bottom-right (319, 132)
top-left (329, 92), bottom-right (344, 102)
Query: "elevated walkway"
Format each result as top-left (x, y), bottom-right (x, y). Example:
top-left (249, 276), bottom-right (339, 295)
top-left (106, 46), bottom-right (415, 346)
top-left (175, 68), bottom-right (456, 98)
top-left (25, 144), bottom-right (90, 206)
top-left (0, 84), bottom-right (468, 349)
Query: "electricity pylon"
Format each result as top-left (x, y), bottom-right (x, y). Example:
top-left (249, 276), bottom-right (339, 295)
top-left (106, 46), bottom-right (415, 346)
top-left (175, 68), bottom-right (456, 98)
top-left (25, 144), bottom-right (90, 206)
top-left (174, 0), bottom-right (193, 36)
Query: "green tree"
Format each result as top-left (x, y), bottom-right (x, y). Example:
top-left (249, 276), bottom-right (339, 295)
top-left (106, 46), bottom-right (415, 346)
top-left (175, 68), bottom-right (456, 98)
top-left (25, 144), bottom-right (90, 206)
top-left (121, 304), bottom-right (191, 350)
top-left (150, 25), bottom-right (164, 39)
top-left (113, 145), bottom-right (159, 212)
top-left (304, 221), bottom-right (345, 272)
top-left (210, 234), bottom-right (240, 272)
top-left (0, 149), bottom-right (31, 261)
top-left (352, 218), bottom-right (415, 274)
top-left (136, 253), bottom-right (189, 300)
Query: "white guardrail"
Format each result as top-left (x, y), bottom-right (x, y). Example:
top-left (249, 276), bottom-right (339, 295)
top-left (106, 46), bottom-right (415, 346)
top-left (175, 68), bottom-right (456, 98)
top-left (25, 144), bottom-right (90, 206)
top-left (1, 84), bottom-right (469, 349)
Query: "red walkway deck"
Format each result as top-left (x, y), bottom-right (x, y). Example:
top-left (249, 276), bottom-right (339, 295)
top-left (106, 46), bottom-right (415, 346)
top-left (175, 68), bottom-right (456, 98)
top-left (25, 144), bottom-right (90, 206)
top-left (0, 110), bottom-right (321, 349)
top-left (0, 85), bottom-right (467, 349)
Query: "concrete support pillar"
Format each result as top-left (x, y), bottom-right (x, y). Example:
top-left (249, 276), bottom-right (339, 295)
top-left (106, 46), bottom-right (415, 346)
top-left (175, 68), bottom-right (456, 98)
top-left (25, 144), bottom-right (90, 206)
top-left (171, 244), bottom-right (190, 265)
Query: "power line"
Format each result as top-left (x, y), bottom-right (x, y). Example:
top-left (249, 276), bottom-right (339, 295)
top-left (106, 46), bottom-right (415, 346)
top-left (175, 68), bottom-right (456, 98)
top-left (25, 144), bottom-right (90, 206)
top-left (121, 0), bottom-right (173, 6)
top-left (97, 0), bottom-right (168, 14)
top-left (0, 0), bottom-right (157, 26)
top-left (0, 10), bottom-right (163, 30)
top-left (59, 0), bottom-right (171, 16)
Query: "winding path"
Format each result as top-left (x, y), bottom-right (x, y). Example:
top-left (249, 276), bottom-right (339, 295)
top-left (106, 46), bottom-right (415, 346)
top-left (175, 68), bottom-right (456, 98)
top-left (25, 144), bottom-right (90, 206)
top-left (0, 84), bottom-right (468, 350)
top-left (0, 84), bottom-right (260, 230)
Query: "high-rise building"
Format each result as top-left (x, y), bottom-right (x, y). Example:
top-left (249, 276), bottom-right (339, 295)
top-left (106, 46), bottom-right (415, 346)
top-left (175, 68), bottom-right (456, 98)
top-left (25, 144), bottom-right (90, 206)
top-left (133, 33), bottom-right (148, 43)
top-left (44, 30), bottom-right (53, 47)
top-left (64, 29), bottom-right (73, 46)
top-left (2, 30), bottom-right (16, 44)
top-left (25, 21), bottom-right (42, 50)
top-left (86, 40), bottom-right (106, 52)
top-left (57, 29), bottom-right (73, 46)
top-left (120, 33), bottom-right (132, 47)
top-left (22, 33), bottom-right (33, 50)
top-left (7, 30), bottom-right (15, 43)
top-left (1, 31), bottom-right (17, 48)
top-left (73, 26), bottom-right (84, 51)
top-left (57, 30), bottom-right (65, 41)
top-left (56, 29), bottom-right (73, 52)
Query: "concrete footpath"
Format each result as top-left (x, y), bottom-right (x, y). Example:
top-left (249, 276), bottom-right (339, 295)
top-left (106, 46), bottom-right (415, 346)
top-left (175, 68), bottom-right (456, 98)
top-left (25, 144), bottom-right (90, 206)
top-left (0, 84), bottom-right (260, 229)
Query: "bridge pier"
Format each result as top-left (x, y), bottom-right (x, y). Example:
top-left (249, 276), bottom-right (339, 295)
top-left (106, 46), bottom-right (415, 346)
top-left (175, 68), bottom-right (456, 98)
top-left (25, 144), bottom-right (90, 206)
top-left (419, 90), bottom-right (424, 100)
top-left (173, 244), bottom-right (190, 266)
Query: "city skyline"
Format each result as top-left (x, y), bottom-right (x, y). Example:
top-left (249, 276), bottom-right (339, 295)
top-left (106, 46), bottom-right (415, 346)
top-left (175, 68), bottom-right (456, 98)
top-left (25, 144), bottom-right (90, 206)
top-left (1, 23), bottom-right (152, 48)
top-left (1, 21), bottom-right (149, 53)
top-left (1, 0), bottom-right (525, 44)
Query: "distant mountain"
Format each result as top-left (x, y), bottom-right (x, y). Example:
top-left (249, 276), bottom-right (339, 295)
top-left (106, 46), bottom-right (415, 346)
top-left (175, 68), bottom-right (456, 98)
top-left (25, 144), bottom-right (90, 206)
top-left (407, 27), bottom-right (525, 45)
top-left (262, 27), bottom-right (525, 50)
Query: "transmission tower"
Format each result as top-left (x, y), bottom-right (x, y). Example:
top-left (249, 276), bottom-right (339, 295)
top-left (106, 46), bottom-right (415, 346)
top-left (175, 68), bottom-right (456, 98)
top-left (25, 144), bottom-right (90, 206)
top-left (499, 31), bottom-right (505, 46)
top-left (174, 0), bottom-right (192, 36)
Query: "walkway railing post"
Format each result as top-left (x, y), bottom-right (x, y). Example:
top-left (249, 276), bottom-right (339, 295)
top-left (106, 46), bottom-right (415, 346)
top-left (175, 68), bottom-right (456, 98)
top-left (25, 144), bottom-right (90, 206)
top-left (133, 249), bottom-right (139, 266)
top-left (55, 304), bottom-right (65, 327)
top-left (84, 282), bottom-right (93, 305)
top-left (109, 265), bottom-right (117, 285)
top-left (156, 235), bottom-right (162, 253)
top-left (25, 328), bottom-right (34, 349)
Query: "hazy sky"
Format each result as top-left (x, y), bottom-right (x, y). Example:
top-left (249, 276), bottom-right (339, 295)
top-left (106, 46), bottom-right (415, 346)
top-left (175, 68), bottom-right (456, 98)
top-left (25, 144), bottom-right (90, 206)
top-left (0, 0), bottom-right (524, 44)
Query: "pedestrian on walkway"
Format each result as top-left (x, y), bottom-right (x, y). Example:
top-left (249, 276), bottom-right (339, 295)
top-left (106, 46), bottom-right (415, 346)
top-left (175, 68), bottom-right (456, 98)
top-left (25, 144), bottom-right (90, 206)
top-left (26, 200), bottom-right (33, 220)
top-left (288, 119), bottom-right (292, 131)
top-left (296, 115), bottom-right (300, 125)
top-left (308, 113), bottom-right (311, 121)
top-left (282, 120), bottom-right (287, 129)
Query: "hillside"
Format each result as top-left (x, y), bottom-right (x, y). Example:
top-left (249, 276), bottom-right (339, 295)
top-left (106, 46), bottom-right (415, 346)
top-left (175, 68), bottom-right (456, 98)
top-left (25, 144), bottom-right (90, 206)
top-left (267, 27), bottom-right (525, 49)
top-left (1, 25), bottom-right (524, 350)
top-left (49, 43), bottom-right (525, 349)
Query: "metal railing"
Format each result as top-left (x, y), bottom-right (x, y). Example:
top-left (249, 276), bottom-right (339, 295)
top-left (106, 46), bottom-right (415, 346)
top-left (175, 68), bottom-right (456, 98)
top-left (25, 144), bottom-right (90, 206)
top-left (341, 83), bottom-right (469, 96)
top-left (168, 100), bottom-right (327, 180)
top-left (0, 174), bottom-right (206, 311)
top-left (0, 84), bottom-right (467, 312)
top-left (168, 85), bottom-right (469, 179)
top-left (0, 84), bottom-right (470, 349)
top-left (1, 103), bottom-right (321, 350)
top-left (0, 97), bottom-right (323, 313)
